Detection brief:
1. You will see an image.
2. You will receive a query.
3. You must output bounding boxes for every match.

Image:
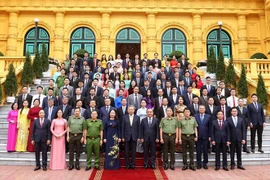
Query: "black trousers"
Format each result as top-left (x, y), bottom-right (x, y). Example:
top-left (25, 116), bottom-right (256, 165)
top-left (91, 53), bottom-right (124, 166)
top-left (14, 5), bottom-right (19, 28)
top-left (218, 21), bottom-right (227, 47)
top-left (251, 124), bottom-right (263, 150)
top-left (163, 134), bottom-right (175, 166)
top-left (215, 142), bottom-right (227, 168)
top-left (182, 134), bottom-right (195, 166)
top-left (124, 139), bottom-right (137, 166)
top-left (230, 141), bottom-right (242, 166)
top-left (35, 141), bottom-right (48, 167)
top-left (69, 134), bottom-right (82, 166)
top-left (196, 139), bottom-right (208, 166)
top-left (143, 138), bottom-right (156, 166)
top-left (243, 126), bottom-right (248, 150)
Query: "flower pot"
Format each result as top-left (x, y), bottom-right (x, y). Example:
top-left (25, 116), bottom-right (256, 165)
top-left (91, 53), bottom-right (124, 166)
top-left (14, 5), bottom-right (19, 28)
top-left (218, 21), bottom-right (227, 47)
top-left (42, 72), bottom-right (50, 77)
top-left (34, 79), bottom-right (41, 85)
top-left (7, 96), bottom-right (15, 103)
top-left (242, 98), bottom-right (248, 105)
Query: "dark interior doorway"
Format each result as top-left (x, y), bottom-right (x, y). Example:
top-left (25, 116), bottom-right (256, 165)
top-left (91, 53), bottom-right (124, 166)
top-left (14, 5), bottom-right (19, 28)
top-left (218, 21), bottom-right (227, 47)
top-left (115, 43), bottom-right (141, 59)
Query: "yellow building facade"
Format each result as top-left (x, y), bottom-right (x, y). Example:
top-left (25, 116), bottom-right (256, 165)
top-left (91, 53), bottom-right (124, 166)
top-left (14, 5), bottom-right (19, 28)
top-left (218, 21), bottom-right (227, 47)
top-left (0, 0), bottom-right (269, 63)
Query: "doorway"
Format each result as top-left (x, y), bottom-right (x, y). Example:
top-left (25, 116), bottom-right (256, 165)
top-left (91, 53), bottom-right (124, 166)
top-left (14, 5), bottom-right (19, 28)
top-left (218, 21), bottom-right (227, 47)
top-left (115, 43), bottom-right (141, 59)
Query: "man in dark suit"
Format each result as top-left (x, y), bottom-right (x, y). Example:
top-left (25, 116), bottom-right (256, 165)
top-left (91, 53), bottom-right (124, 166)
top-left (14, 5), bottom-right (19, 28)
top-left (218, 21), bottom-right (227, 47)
top-left (237, 98), bottom-right (250, 153)
top-left (76, 80), bottom-right (88, 97)
top-left (199, 88), bottom-right (209, 107)
top-left (70, 71), bottom-right (79, 88)
top-left (164, 61), bottom-right (172, 77)
top-left (164, 81), bottom-right (172, 98)
top-left (99, 98), bottom-right (116, 123)
top-left (140, 109), bottom-right (159, 169)
top-left (156, 98), bottom-right (168, 122)
top-left (57, 97), bottom-right (72, 120)
top-left (89, 53), bottom-right (100, 72)
top-left (177, 80), bottom-right (187, 96)
top-left (140, 80), bottom-right (151, 97)
top-left (97, 89), bottom-right (115, 109)
top-left (69, 88), bottom-right (85, 108)
top-left (109, 66), bottom-right (120, 81)
top-left (154, 89), bottom-right (164, 110)
top-left (117, 98), bottom-right (128, 125)
top-left (195, 105), bottom-right (211, 170)
top-left (133, 71), bottom-right (144, 87)
top-left (92, 78), bottom-right (104, 97)
top-left (219, 81), bottom-right (230, 98)
top-left (206, 97), bottom-right (218, 121)
top-left (157, 67), bottom-right (166, 80)
top-left (168, 87), bottom-right (179, 109)
top-left (122, 106), bottom-right (140, 170)
top-left (18, 86), bottom-right (33, 108)
top-left (217, 96), bottom-right (231, 121)
top-left (214, 87), bottom-right (222, 106)
top-left (183, 86), bottom-right (197, 107)
top-left (140, 60), bottom-right (149, 75)
top-left (188, 96), bottom-right (200, 116)
top-left (179, 54), bottom-right (188, 71)
top-left (31, 109), bottom-right (51, 171)
top-left (42, 88), bottom-right (58, 109)
top-left (122, 53), bottom-right (131, 69)
top-left (80, 52), bottom-right (91, 68)
top-left (248, 93), bottom-right (266, 153)
top-left (183, 71), bottom-right (192, 88)
top-left (44, 98), bottom-right (58, 121)
top-left (171, 72), bottom-right (180, 88)
top-left (211, 111), bottom-right (230, 171)
top-left (141, 53), bottom-right (152, 66)
top-left (227, 107), bottom-right (246, 170)
top-left (145, 72), bottom-right (156, 88)
top-left (84, 88), bottom-right (99, 109)
top-left (151, 53), bottom-right (161, 68)
top-left (200, 76), bottom-right (216, 97)
top-left (84, 99), bottom-right (100, 119)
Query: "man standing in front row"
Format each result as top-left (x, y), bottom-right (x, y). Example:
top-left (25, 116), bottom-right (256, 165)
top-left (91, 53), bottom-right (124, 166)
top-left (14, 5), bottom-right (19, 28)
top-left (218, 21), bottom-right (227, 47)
top-left (67, 108), bottom-right (85, 170)
top-left (140, 108), bottom-right (159, 169)
top-left (227, 107), bottom-right (246, 170)
top-left (179, 108), bottom-right (198, 171)
top-left (31, 110), bottom-right (51, 171)
top-left (84, 110), bottom-right (104, 171)
top-left (160, 107), bottom-right (178, 170)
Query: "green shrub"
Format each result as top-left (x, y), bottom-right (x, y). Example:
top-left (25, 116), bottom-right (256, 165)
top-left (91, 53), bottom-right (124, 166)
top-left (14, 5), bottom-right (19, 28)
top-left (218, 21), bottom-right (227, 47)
top-left (257, 73), bottom-right (269, 109)
top-left (250, 53), bottom-right (267, 59)
top-left (224, 56), bottom-right (237, 88)
top-left (74, 49), bottom-right (89, 58)
top-left (216, 49), bottom-right (226, 81)
top-left (41, 43), bottom-right (49, 72)
top-left (21, 52), bottom-right (34, 86)
top-left (0, 52), bottom-right (3, 56)
top-left (4, 63), bottom-right (18, 96)
top-left (237, 63), bottom-right (248, 98)
top-left (32, 49), bottom-right (43, 79)
top-left (207, 45), bottom-right (216, 73)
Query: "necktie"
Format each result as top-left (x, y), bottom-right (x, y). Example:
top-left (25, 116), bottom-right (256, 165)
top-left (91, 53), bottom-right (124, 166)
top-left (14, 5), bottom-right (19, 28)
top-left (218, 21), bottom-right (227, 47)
top-left (148, 118), bottom-right (152, 126)
top-left (23, 94), bottom-right (26, 101)
top-left (130, 115), bottom-right (133, 126)
top-left (195, 104), bottom-right (198, 112)
top-left (134, 95), bottom-right (138, 109)
top-left (233, 96), bottom-right (236, 107)
top-left (255, 102), bottom-right (258, 110)
top-left (40, 118), bottom-right (43, 127)
top-left (218, 95), bottom-right (220, 101)
top-left (189, 94), bottom-right (192, 105)
top-left (48, 107), bottom-right (52, 120)
top-left (180, 87), bottom-right (182, 94)
top-left (106, 106), bottom-right (109, 112)
top-left (38, 95), bottom-right (41, 102)
top-left (240, 107), bottom-right (243, 114)
top-left (219, 120), bottom-right (222, 129)
top-left (210, 105), bottom-right (213, 113)
top-left (186, 78), bottom-right (189, 85)
top-left (123, 107), bottom-right (125, 114)
top-left (233, 117), bottom-right (237, 127)
top-left (63, 105), bottom-right (66, 112)
top-left (200, 114), bottom-right (204, 123)
top-left (207, 85), bottom-right (210, 93)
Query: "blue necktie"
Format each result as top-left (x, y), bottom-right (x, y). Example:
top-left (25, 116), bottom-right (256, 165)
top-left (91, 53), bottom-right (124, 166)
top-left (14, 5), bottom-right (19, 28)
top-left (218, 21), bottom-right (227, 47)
top-left (200, 114), bottom-right (204, 124)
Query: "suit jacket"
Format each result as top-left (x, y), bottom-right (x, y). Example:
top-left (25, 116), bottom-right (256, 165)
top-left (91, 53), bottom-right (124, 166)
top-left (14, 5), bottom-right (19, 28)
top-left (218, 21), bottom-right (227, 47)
top-left (227, 116), bottom-right (245, 142)
top-left (89, 58), bottom-right (100, 72)
top-left (133, 77), bottom-right (144, 87)
top-left (236, 106), bottom-right (249, 127)
top-left (188, 103), bottom-right (200, 116)
top-left (180, 60), bottom-right (188, 70)
top-left (69, 96), bottom-right (85, 108)
top-left (44, 106), bottom-right (58, 121)
top-left (60, 85), bottom-right (74, 98)
top-left (84, 95), bottom-right (99, 109)
top-left (84, 108), bottom-right (100, 119)
top-left (164, 67), bottom-right (172, 77)
top-left (80, 71), bottom-right (93, 80)
top-left (109, 72), bottom-right (120, 81)
top-left (183, 93), bottom-right (197, 106)
top-left (42, 96), bottom-right (58, 109)
top-left (164, 88), bottom-right (172, 98)
top-left (156, 106), bottom-right (167, 122)
top-left (205, 105), bottom-right (218, 121)
top-left (247, 102), bottom-right (265, 126)
top-left (71, 107), bottom-right (86, 118)
top-left (94, 86), bottom-right (104, 97)
top-left (70, 77), bottom-right (79, 88)
top-left (151, 86), bottom-right (162, 98)
top-left (122, 114), bottom-right (140, 141)
top-left (177, 86), bottom-right (187, 96)
top-left (216, 105), bottom-right (231, 120)
top-left (31, 118), bottom-right (51, 142)
top-left (122, 58), bottom-right (131, 69)
top-left (194, 114), bottom-right (212, 140)
top-left (18, 94), bottom-right (33, 109)
top-left (151, 59), bottom-right (161, 68)
top-left (57, 104), bottom-right (72, 120)
top-left (213, 95), bottom-right (221, 106)
top-left (140, 117), bottom-right (159, 142)
top-left (140, 66), bottom-right (149, 74)
top-left (200, 85), bottom-right (216, 97)
top-left (93, 66), bottom-right (104, 73)
top-left (58, 96), bottom-right (70, 106)
top-left (74, 87), bottom-right (88, 97)
top-left (117, 106), bottom-right (129, 126)
top-left (140, 86), bottom-right (150, 97)
top-left (171, 78), bottom-right (180, 88)
top-left (154, 96), bottom-right (163, 109)
top-left (127, 94), bottom-right (143, 109)
top-left (183, 77), bottom-right (192, 87)
top-left (157, 72), bottom-right (166, 80)
top-left (211, 120), bottom-right (230, 143)
top-left (97, 96), bottom-right (115, 109)
top-left (222, 88), bottom-right (231, 98)
top-left (99, 106), bottom-right (117, 122)
top-left (199, 96), bottom-right (209, 107)
top-left (168, 94), bottom-right (180, 109)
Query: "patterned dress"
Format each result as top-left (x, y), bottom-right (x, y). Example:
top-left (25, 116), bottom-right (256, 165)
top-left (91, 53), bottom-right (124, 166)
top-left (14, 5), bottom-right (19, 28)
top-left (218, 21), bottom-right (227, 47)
top-left (16, 108), bottom-right (30, 152)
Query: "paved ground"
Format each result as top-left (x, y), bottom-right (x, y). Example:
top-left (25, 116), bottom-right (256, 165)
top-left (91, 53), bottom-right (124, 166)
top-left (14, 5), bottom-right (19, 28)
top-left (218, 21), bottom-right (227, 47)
top-left (1, 165), bottom-right (270, 180)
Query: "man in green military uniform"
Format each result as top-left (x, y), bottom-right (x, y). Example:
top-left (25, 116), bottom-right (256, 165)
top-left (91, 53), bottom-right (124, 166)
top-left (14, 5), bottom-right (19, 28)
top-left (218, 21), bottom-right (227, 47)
top-left (42, 79), bottom-right (59, 97)
top-left (56, 68), bottom-right (68, 89)
top-left (83, 110), bottom-right (104, 171)
top-left (160, 107), bottom-right (179, 170)
top-left (179, 108), bottom-right (198, 171)
top-left (67, 107), bottom-right (85, 170)
top-left (63, 54), bottom-right (71, 71)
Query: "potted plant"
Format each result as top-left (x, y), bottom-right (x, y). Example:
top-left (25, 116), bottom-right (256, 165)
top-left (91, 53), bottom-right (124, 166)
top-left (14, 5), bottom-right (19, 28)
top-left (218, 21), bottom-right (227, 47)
top-left (41, 43), bottom-right (50, 77)
top-left (74, 49), bottom-right (89, 59)
top-left (4, 63), bottom-right (18, 103)
top-left (256, 73), bottom-right (269, 115)
top-left (32, 49), bottom-right (43, 84)
top-left (206, 45), bottom-right (217, 81)
top-left (237, 63), bottom-right (249, 104)
top-left (21, 52), bottom-right (34, 91)
top-left (224, 56), bottom-right (237, 89)
top-left (216, 49), bottom-right (225, 85)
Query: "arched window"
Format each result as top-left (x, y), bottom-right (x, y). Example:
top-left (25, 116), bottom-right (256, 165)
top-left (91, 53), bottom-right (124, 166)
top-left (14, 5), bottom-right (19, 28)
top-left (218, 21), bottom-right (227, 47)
top-left (24, 27), bottom-right (50, 55)
top-left (207, 29), bottom-right (231, 58)
top-left (70, 27), bottom-right (95, 57)
top-left (161, 28), bottom-right (186, 56)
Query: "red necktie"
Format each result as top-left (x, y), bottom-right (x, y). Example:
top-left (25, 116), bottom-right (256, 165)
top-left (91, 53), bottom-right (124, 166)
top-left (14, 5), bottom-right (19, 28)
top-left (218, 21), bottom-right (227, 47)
top-left (40, 119), bottom-right (43, 127)
top-left (233, 96), bottom-right (236, 107)
top-left (219, 121), bottom-right (222, 129)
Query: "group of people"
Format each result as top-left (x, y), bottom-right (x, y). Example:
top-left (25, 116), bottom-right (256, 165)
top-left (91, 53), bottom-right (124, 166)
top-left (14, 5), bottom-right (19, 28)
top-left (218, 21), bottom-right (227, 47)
top-left (6, 52), bottom-right (265, 172)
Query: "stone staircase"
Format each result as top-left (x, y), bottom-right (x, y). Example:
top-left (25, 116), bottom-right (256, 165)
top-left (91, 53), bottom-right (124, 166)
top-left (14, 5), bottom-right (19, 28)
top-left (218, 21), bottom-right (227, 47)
top-left (0, 75), bottom-right (270, 167)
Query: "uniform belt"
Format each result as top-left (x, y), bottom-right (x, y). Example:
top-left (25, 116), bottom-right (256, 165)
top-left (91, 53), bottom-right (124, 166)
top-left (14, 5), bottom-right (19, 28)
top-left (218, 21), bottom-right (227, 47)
top-left (181, 134), bottom-right (194, 137)
top-left (70, 133), bottom-right (82, 137)
top-left (163, 132), bottom-right (176, 136)
top-left (87, 136), bottom-right (100, 140)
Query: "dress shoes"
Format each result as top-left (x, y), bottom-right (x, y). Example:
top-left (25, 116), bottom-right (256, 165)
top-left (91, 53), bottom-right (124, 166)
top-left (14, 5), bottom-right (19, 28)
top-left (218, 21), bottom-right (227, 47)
top-left (170, 165), bottom-right (175, 170)
top-left (34, 166), bottom-right (40, 171)
top-left (215, 167), bottom-right (220, 171)
top-left (203, 165), bottom-right (208, 170)
top-left (237, 166), bottom-right (246, 170)
top-left (223, 167), bottom-right (229, 171)
top-left (182, 165), bottom-right (188, 171)
top-left (251, 149), bottom-right (255, 153)
top-left (244, 148), bottom-right (250, 153)
top-left (164, 165), bottom-right (168, 170)
top-left (258, 149), bottom-right (264, 153)
top-left (151, 165), bottom-right (156, 169)
top-left (230, 165), bottom-right (235, 170)
top-left (85, 166), bottom-right (91, 171)
top-left (95, 166), bottom-right (100, 170)
top-left (126, 165), bottom-right (130, 170)
top-left (189, 166), bottom-right (196, 171)
top-left (42, 166), bottom-right (47, 171)
top-left (131, 166), bottom-right (136, 170)
top-left (75, 165), bottom-right (80, 170)
top-left (197, 165), bottom-right (201, 169)
top-left (68, 165), bottom-right (74, 170)
top-left (144, 165), bottom-right (148, 169)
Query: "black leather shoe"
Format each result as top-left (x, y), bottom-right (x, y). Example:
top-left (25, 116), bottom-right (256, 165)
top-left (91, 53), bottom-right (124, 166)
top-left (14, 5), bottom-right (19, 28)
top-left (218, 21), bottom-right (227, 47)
top-left (197, 165), bottom-right (201, 169)
top-left (223, 167), bottom-right (229, 171)
top-left (42, 166), bottom-right (47, 171)
top-left (251, 149), bottom-right (255, 153)
top-left (203, 165), bottom-right (208, 170)
top-left (75, 165), bottom-right (80, 170)
top-left (164, 165), bottom-right (168, 170)
top-left (131, 166), bottom-right (136, 170)
top-left (182, 165), bottom-right (188, 171)
top-left (126, 165), bottom-right (130, 169)
top-left (85, 166), bottom-right (91, 171)
top-left (170, 165), bottom-right (175, 170)
top-left (190, 166), bottom-right (196, 171)
top-left (237, 166), bottom-right (246, 170)
top-left (95, 166), bottom-right (100, 170)
top-left (215, 167), bottom-right (220, 171)
top-left (258, 149), bottom-right (264, 153)
top-left (230, 165), bottom-right (235, 170)
top-left (151, 165), bottom-right (156, 169)
top-left (34, 166), bottom-right (40, 171)
top-left (68, 165), bottom-right (74, 170)
top-left (144, 165), bottom-right (148, 169)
